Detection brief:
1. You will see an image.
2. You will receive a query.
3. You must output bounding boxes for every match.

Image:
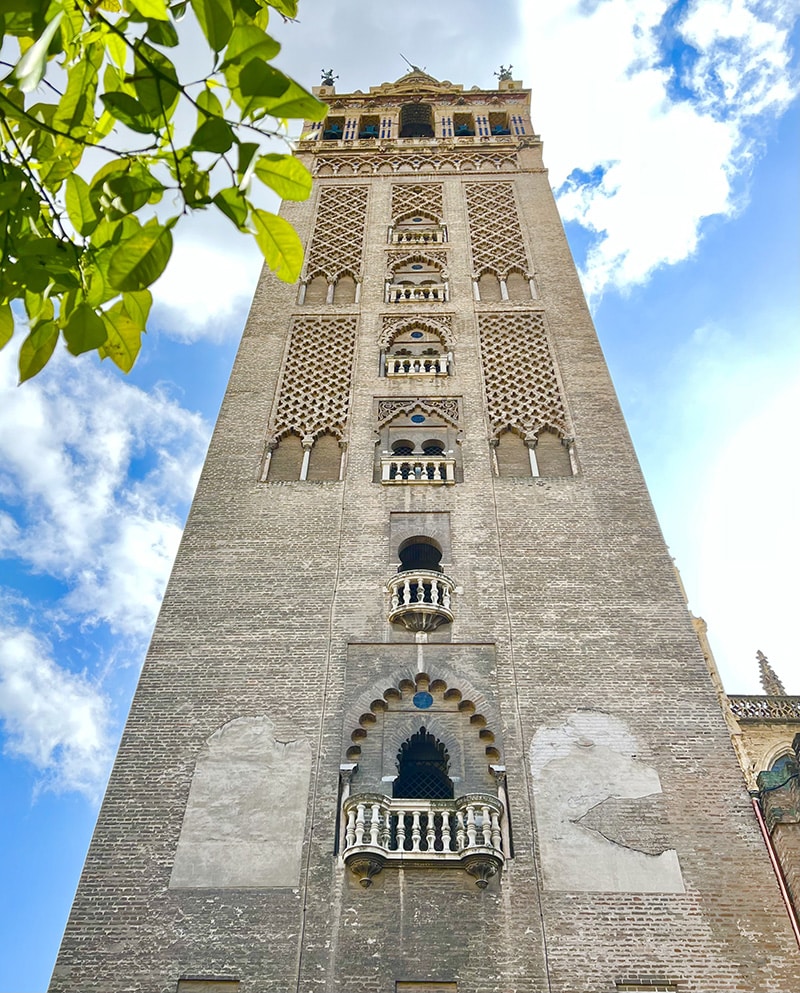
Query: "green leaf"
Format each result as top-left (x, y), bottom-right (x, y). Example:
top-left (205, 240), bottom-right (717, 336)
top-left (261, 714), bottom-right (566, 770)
top-left (191, 116), bottom-right (235, 153)
top-left (100, 91), bottom-right (158, 134)
top-left (130, 0), bottom-right (170, 20)
top-left (13, 12), bottom-right (63, 93)
top-left (18, 321), bottom-right (58, 382)
top-left (108, 218), bottom-right (173, 291)
top-left (257, 77), bottom-right (327, 120)
top-left (236, 141), bottom-right (259, 184)
top-left (197, 86), bottom-right (223, 117)
top-left (123, 289), bottom-right (152, 328)
top-left (220, 23), bottom-right (280, 68)
top-left (213, 187), bottom-right (248, 229)
top-left (99, 300), bottom-right (144, 372)
top-left (65, 174), bottom-right (99, 236)
top-left (131, 42), bottom-right (181, 121)
top-left (254, 153), bottom-right (312, 201)
top-left (62, 302), bottom-right (108, 355)
top-left (237, 59), bottom-right (290, 100)
top-left (190, 0), bottom-right (233, 52)
top-left (251, 208), bottom-right (303, 282)
top-left (0, 304), bottom-right (14, 349)
top-left (267, 0), bottom-right (298, 17)
top-left (146, 17), bottom-right (180, 46)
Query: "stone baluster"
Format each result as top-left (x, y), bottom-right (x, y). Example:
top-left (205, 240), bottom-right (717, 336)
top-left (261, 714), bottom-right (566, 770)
top-left (456, 810), bottom-right (466, 850)
top-left (442, 587), bottom-right (451, 610)
top-left (355, 803), bottom-right (366, 845)
top-left (345, 807), bottom-right (356, 850)
top-left (490, 809), bottom-right (502, 851)
top-left (441, 810), bottom-right (452, 852)
top-left (426, 813), bottom-right (436, 852)
top-left (411, 809), bottom-right (422, 852)
top-left (481, 805), bottom-right (492, 846)
top-left (416, 578), bottom-right (426, 602)
top-left (390, 581), bottom-right (400, 610)
top-left (403, 577), bottom-right (411, 605)
top-left (396, 810), bottom-right (406, 851)
top-left (369, 803), bottom-right (381, 847)
top-left (466, 804), bottom-right (477, 848)
top-left (382, 809), bottom-right (392, 849)
top-left (430, 579), bottom-right (440, 605)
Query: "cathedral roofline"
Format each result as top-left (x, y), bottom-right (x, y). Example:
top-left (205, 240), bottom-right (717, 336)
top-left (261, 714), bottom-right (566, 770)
top-left (312, 71), bottom-right (530, 107)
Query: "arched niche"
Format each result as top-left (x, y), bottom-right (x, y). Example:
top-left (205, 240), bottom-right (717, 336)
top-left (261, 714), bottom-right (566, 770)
top-left (495, 428), bottom-right (531, 477)
top-left (342, 671), bottom-right (502, 797)
top-left (307, 432), bottom-right (341, 481)
top-left (268, 432), bottom-right (304, 481)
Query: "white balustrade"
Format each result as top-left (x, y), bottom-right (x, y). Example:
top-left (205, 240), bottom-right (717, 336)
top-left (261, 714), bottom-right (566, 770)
top-left (342, 793), bottom-right (505, 865)
top-left (391, 229), bottom-right (446, 245)
top-left (387, 283), bottom-right (448, 303)
top-left (386, 353), bottom-right (449, 376)
top-left (380, 457), bottom-right (456, 485)
top-left (386, 568), bottom-right (455, 631)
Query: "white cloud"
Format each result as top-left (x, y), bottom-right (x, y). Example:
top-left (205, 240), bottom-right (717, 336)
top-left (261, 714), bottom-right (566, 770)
top-left (0, 625), bottom-right (112, 797)
top-left (520, 0), bottom-right (799, 297)
top-left (0, 343), bottom-right (210, 636)
top-left (152, 226), bottom-right (264, 342)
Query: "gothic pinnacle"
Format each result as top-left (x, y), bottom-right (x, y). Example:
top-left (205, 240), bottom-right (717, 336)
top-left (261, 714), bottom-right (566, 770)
top-left (756, 649), bottom-right (786, 695)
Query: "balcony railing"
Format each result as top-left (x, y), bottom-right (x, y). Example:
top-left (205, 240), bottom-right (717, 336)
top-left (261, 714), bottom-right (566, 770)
top-left (380, 457), bottom-right (456, 484)
top-left (387, 568), bottom-right (455, 631)
top-left (387, 283), bottom-right (448, 303)
top-left (728, 696), bottom-right (800, 721)
top-left (342, 792), bottom-right (504, 887)
top-left (386, 353), bottom-right (448, 376)
top-left (391, 229), bottom-right (446, 245)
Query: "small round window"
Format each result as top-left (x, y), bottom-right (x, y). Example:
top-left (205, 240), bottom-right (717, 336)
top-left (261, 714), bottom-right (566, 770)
top-left (410, 331), bottom-right (424, 339)
top-left (410, 414), bottom-right (426, 423)
top-left (411, 264), bottom-right (424, 271)
top-left (412, 217), bottom-right (423, 223)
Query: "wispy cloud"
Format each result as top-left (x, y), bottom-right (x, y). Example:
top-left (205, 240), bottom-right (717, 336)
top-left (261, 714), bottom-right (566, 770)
top-left (521, 0), bottom-right (799, 297)
top-left (0, 344), bottom-right (210, 636)
top-left (0, 624), bottom-right (112, 798)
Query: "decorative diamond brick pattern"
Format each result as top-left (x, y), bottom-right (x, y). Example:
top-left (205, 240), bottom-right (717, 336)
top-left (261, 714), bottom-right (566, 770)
top-left (465, 181), bottom-right (530, 279)
top-left (478, 312), bottom-right (567, 439)
top-left (305, 186), bottom-right (368, 281)
top-left (271, 317), bottom-right (357, 442)
top-left (391, 183), bottom-right (444, 222)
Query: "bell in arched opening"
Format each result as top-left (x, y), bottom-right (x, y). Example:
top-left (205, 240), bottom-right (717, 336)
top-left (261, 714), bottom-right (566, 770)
top-left (400, 103), bottom-right (434, 138)
top-left (393, 727), bottom-right (454, 800)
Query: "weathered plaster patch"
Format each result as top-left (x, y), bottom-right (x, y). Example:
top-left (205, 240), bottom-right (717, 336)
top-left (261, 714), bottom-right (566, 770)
top-left (170, 716), bottom-right (312, 888)
top-left (529, 710), bottom-right (684, 892)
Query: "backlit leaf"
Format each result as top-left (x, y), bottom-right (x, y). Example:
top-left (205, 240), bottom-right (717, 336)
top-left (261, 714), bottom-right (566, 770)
top-left (130, 0), bottom-right (170, 20)
top-left (99, 300), bottom-right (144, 372)
top-left (19, 321), bottom-right (58, 382)
top-left (190, 0), bottom-right (233, 52)
top-left (254, 153), bottom-right (312, 200)
top-left (213, 187), bottom-right (249, 229)
top-left (13, 12), bottom-right (63, 93)
top-left (108, 219), bottom-right (173, 291)
top-left (62, 302), bottom-right (108, 355)
top-left (191, 116), bottom-right (235, 153)
top-left (0, 304), bottom-right (13, 349)
top-left (251, 208), bottom-right (303, 282)
top-left (65, 174), bottom-right (99, 236)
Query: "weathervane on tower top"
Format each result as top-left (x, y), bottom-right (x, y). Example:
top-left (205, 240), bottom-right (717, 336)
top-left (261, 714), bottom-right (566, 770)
top-left (400, 53), bottom-right (426, 73)
top-left (320, 69), bottom-right (338, 86)
top-left (495, 64), bottom-right (513, 82)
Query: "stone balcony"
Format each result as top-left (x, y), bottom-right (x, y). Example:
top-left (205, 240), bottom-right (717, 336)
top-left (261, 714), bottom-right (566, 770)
top-left (386, 353), bottom-right (449, 376)
top-left (387, 568), bottom-right (455, 631)
top-left (387, 283), bottom-right (448, 303)
top-left (728, 696), bottom-right (800, 721)
top-left (391, 228), bottom-right (446, 245)
top-left (342, 792), bottom-right (505, 887)
top-left (380, 456), bottom-right (456, 484)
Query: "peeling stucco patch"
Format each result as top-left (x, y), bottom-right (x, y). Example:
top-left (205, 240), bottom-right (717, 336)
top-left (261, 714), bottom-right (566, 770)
top-left (530, 710), bottom-right (684, 892)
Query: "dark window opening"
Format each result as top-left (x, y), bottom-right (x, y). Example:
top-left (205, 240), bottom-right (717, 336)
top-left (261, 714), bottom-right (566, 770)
top-left (398, 537), bottom-right (443, 573)
top-left (453, 112), bottom-right (475, 137)
top-left (394, 727), bottom-right (454, 800)
top-left (358, 115), bottom-right (380, 139)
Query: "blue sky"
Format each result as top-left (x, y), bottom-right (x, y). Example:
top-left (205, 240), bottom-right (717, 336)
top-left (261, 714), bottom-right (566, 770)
top-left (0, 1), bottom-right (798, 989)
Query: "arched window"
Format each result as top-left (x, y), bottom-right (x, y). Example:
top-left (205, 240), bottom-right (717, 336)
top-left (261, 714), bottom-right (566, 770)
top-left (393, 727), bottom-right (454, 800)
top-left (268, 433), bottom-right (304, 481)
top-left (397, 536), bottom-right (443, 573)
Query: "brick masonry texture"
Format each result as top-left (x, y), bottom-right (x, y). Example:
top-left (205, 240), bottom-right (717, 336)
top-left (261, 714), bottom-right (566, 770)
top-left (49, 77), bottom-right (800, 993)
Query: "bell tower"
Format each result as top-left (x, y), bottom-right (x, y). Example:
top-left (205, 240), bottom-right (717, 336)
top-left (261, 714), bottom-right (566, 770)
top-left (49, 70), bottom-right (800, 993)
